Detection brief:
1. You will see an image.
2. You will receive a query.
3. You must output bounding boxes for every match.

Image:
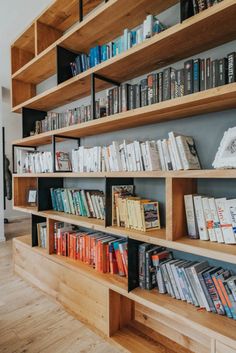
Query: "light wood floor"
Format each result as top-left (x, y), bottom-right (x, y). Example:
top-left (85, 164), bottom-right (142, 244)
top-left (0, 221), bottom-right (123, 353)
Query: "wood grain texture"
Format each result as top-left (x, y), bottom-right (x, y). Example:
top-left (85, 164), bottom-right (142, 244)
top-left (12, 204), bottom-right (236, 264)
top-left (135, 303), bottom-right (210, 353)
top-left (13, 177), bottom-right (37, 208)
top-left (0, 239), bottom-right (122, 353)
top-left (12, 169), bottom-right (236, 178)
top-left (11, 0), bottom-right (177, 85)
top-left (36, 21), bottom-right (62, 54)
top-left (166, 178), bottom-right (197, 241)
top-left (12, 1), bottom-right (236, 112)
top-left (129, 288), bottom-right (236, 349)
top-left (12, 79), bottom-right (36, 108)
top-left (216, 342), bottom-right (236, 353)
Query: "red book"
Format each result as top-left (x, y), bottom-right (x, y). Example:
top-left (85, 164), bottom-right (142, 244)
top-left (109, 241), bottom-right (118, 274)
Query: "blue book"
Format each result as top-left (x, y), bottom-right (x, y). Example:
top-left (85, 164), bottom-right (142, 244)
top-left (89, 47), bottom-right (95, 67)
top-left (101, 45), bottom-right (107, 62)
top-left (94, 45), bottom-right (101, 66)
top-left (131, 31), bottom-right (137, 47)
top-left (193, 58), bottom-right (200, 93)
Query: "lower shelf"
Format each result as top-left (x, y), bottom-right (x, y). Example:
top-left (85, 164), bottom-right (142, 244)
top-left (13, 235), bottom-right (236, 351)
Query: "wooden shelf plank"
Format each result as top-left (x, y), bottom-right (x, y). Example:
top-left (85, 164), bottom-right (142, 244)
top-left (11, 82), bottom-right (236, 141)
top-left (12, 0), bottom-right (177, 86)
top-left (12, 169), bottom-right (236, 179)
top-left (130, 288), bottom-right (236, 348)
top-left (13, 206), bottom-right (236, 265)
top-left (12, 1), bottom-right (236, 112)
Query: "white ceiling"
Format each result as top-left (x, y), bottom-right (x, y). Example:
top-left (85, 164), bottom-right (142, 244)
top-left (0, 0), bottom-right (52, 88)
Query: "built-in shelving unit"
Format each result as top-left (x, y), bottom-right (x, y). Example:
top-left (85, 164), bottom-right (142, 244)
top-left (12, 1), bottom-right (236, 353)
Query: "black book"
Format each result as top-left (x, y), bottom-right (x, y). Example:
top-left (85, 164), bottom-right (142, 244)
top-left (129, 85), bottom-right (135, 110)
top-left (180, 0), bottom-right (194, 22)
top-left (108, 89), bottom-right (114, 115)
top-left (200, 59), bottom-right (206, 91)
top-left (184, 59), bottom-right (194, 95)
top-left (134, 84), bottom-right (141, 109)
top-left (145, 246), bottom-right (165, 290)
top-left (192, 0), bottom-right (199, 14)
top-left (211, 59), bottom-right (218, 88)
top-left (170, 68), bottom-right (177, 99)
top-left (140, 78), bottom-right (148, 107)
top-left (218, 58), bottom-right (228, 86)
top-left (206, 58), bottom-right (211, 89)
top-left (163, 68), bottom-right (171, 101)
top-left (120, 83), bottom-right (129, 112)
top-left (228, 52), bottom-right (236, 84)
top-left (139, 243), bottom-right (152, 289)
top-left (158, 72), bottom-right (163, 102)
top-left (193, 58), bottom-right (200, 93)
top-left (154, 74), bottom-right (159, 104)
top-left (176, 69), bottom-right (184, 97)
top-left (113, 87), bottom-right (119, 114)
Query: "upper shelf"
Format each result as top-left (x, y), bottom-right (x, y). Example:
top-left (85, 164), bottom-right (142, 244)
top-left (12, 82), bottom-right (236, 144)
top-left (12, 0), bottom-right (236, 113)
top-left (11, 0), bottom-right (178, 84)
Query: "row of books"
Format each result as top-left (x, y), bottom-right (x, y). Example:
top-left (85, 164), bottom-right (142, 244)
top-left (54, 222), bottom-right (128, 276)
top-left (50, 188), bottom-right (105, 220)
top-left (89, 15), bottom-right (167, 68)
top-left (69, 15), bottom-right (167, 77)
top-left (33, 101), bottom-right (106, 135)
top-left (32, 48), bottom-right (236, 137)
top-left (111, 184), bottom-right (160, 232)
top-left (71, 133), bottom-right (200, 173)
top-left (37, 222), bottom-right (47, 248)
top-left (16, 150), bottom-right (53, 174)
top-left (184, 195), bottom-right (236, 244)
top-left (140, 245), bottom-right (236, 319)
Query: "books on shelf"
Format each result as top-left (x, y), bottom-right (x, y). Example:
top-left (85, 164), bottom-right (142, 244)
top-left (184, 194), bottom-right (236, 244)
top-left (16, 150), bottom-right (53, 174)
top-left (139, 244), bottom-right (236, 320)
top-left (71, 134), bottom-right (200, 173)
top-left (181, 0), bottom-right (223, 21)
top-left (89, 15), bottom-right (168, 68)
top-left (111, 185), bottom-right (161, 231)
top-left (31, 48), bottom-right (236, 137)
top-left (53, 222), bottom-right (128, 276)
top-left (37, 222), bottom-right (47, 248)
top-left (50, 188), bottom-right (105, 220)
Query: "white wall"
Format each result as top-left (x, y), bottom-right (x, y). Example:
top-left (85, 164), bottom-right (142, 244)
top-left (0, 0), bottom-right (51, 226)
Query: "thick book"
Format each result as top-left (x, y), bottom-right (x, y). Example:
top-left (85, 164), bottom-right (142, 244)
top-left (184, 194), bottom-right (199, 239)
top-left (228, 52), bottom-right (236, 83)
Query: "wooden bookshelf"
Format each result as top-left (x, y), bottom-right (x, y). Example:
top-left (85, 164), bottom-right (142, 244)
top-left (12, 82), bottom-right (236, 144)
top-left (12, 0), bottom-right (236, 112)
top-left (11, 0), bottom-right (236, 352)
top-left (12, 169), bottom-right (236, 179)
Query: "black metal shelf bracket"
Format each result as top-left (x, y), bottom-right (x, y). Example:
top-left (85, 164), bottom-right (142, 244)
top-left (52, 134), bottom-right (80, 173)
top-left (91, 72), bottom-right (120, 120)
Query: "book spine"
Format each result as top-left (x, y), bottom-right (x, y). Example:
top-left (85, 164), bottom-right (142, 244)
top-left (228, 52), bottom-right (236, 84)
top-left (184, 60), bottom-right (193, 95)
top-left (163, 68), bottom-right (171, 101)
top-left (193, 59), bottom-right (200, 93)
top-left (206, 58), bottom-right (211, 89)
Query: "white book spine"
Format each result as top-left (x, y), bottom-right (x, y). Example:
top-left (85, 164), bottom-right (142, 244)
top-left (193, 196), bottom-right (209, 240)
top-left (202, 197), bottom-right (217, 242)
top-left (184, 195), bottom-right (198, 239)
top-left (168, 132), bottom-right (183, 170)
top-left (226, 199), bottom-right (236, 242)
top-left (156, 140), bottom-right (166, 171)
top-left (215, 198), bottom-right (236, 244)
